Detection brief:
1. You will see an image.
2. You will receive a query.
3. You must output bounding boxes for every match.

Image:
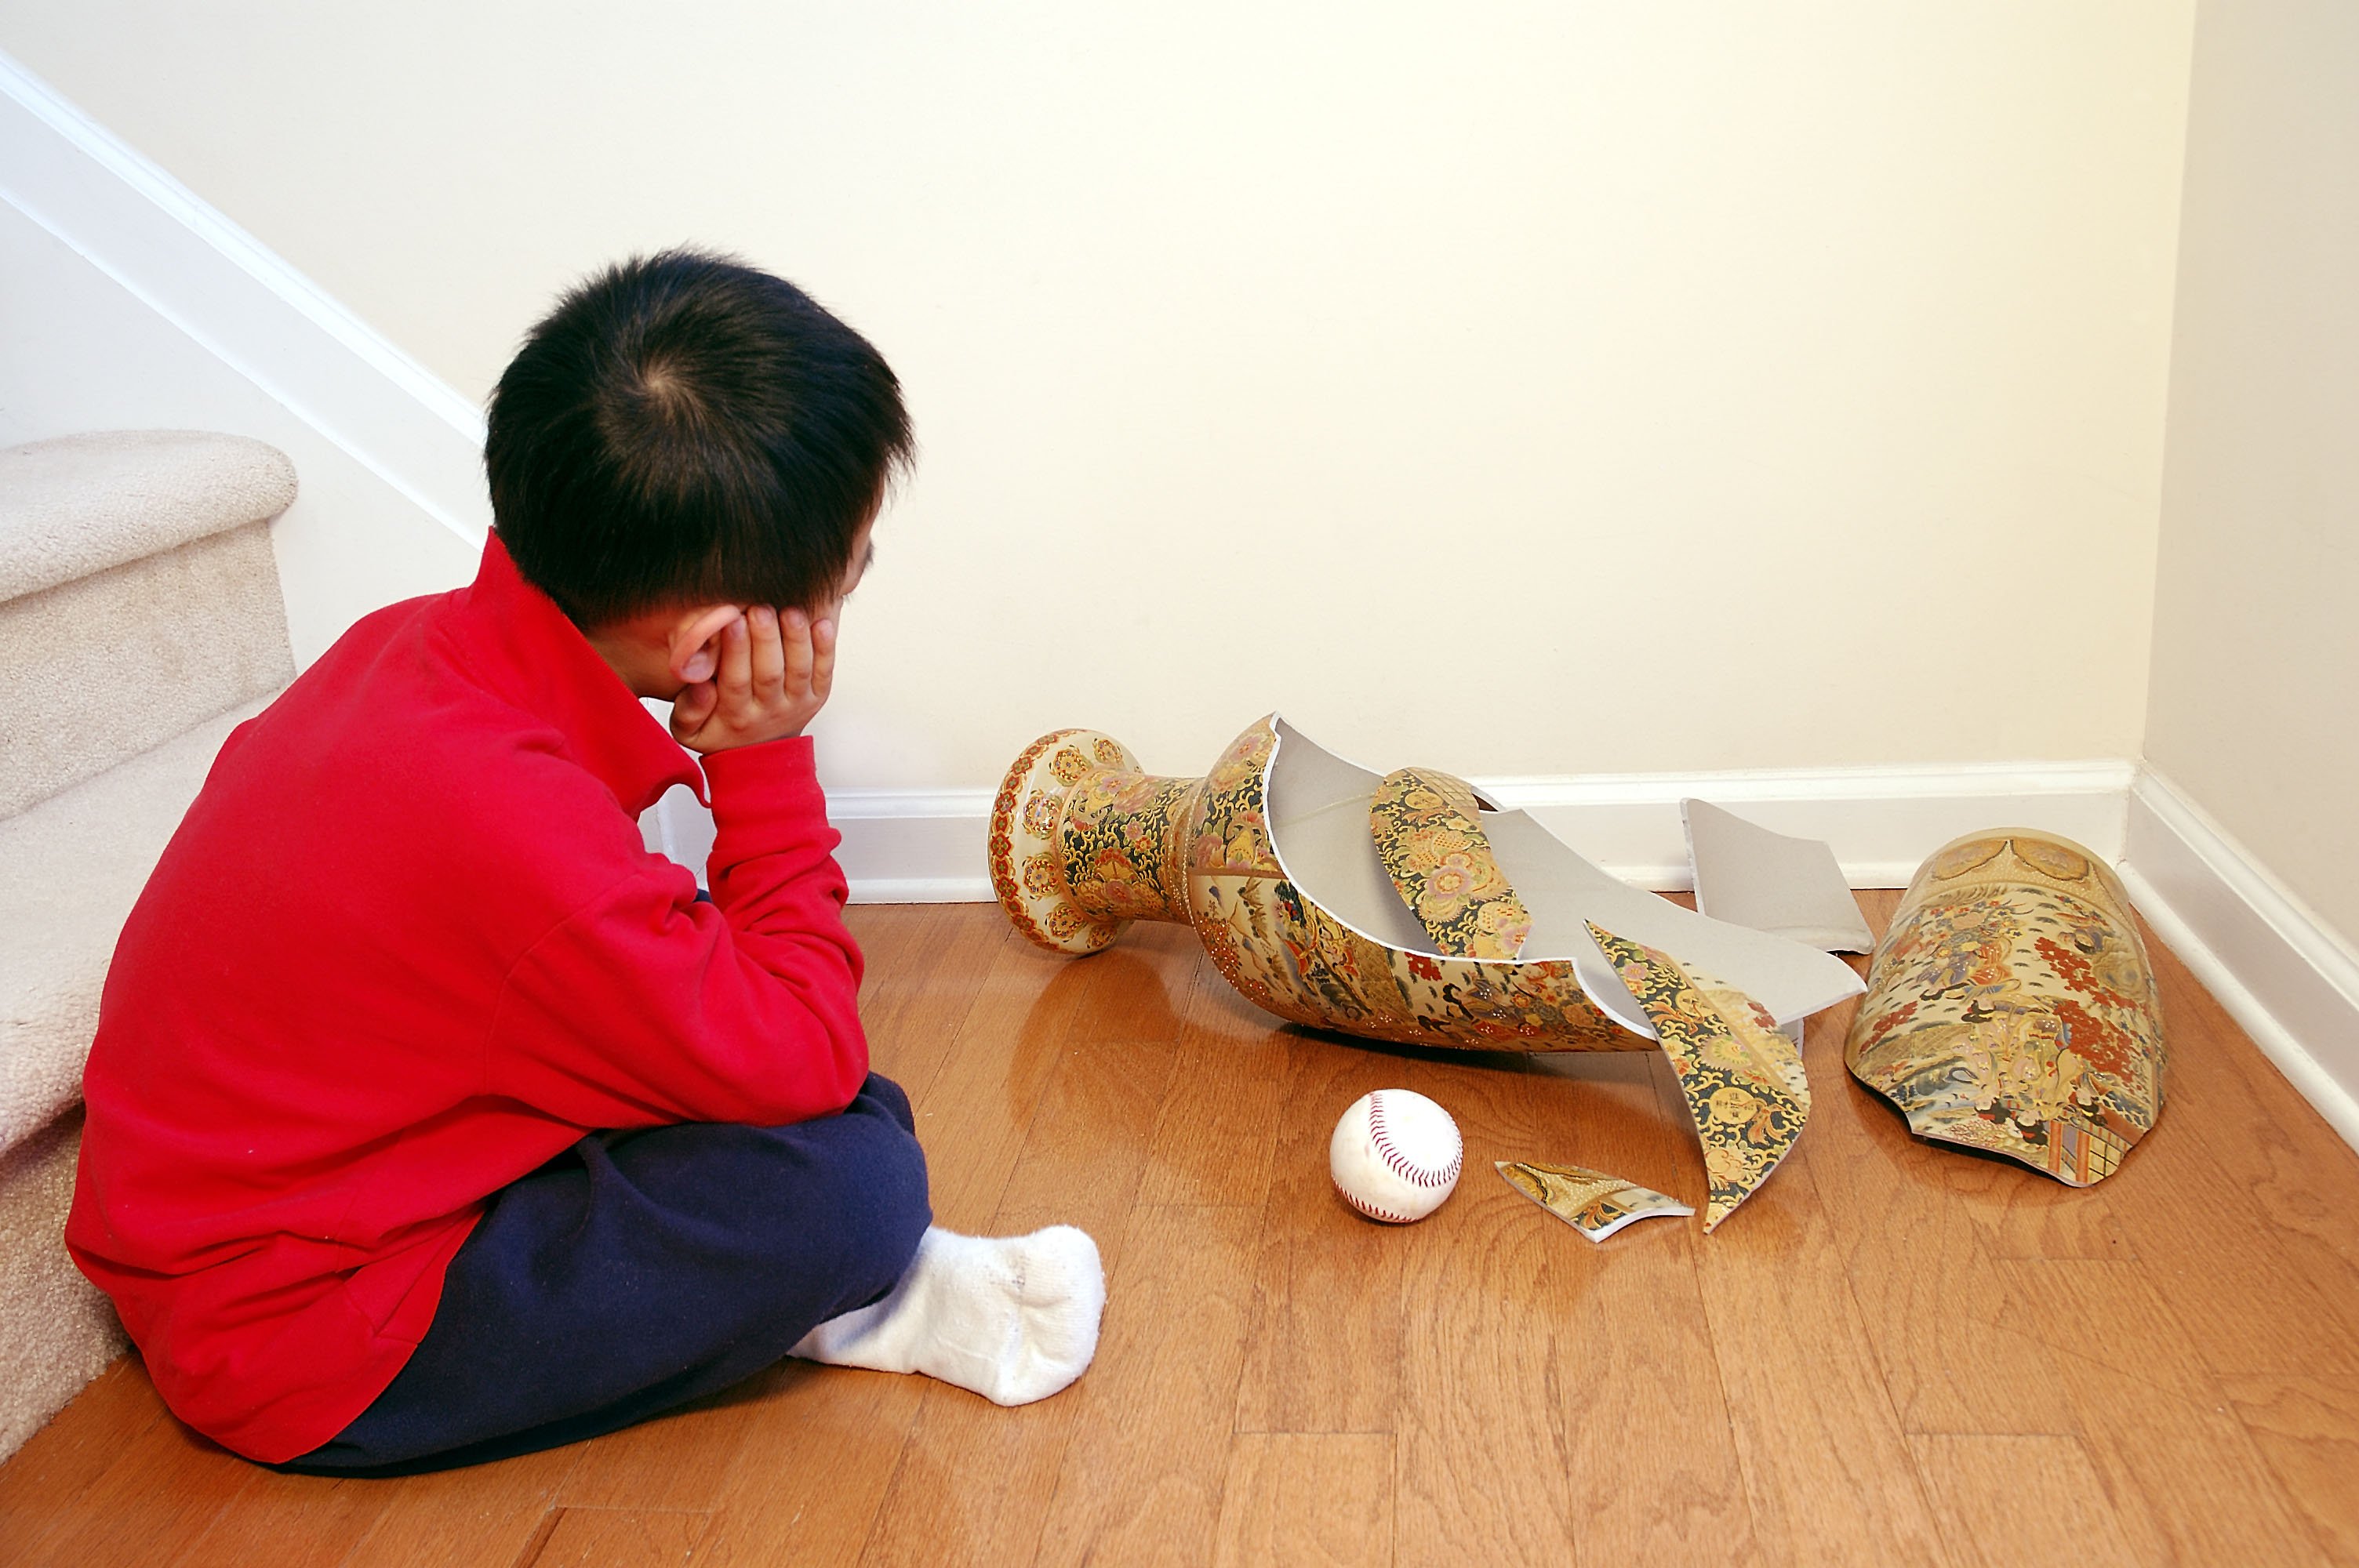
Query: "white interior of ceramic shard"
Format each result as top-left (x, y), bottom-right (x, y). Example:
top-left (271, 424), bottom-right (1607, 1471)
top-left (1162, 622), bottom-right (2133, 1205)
top-left (1683, 798), bottom-right (1877, 953)
top-left (1263, 716), bottom-right (1866, 1035)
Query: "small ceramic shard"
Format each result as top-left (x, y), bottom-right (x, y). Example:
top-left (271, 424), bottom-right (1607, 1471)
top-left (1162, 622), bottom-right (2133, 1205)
top-left (1496, 1160), bottom-right (1693, 1242)
top-left (1587, 922), bottom-right (1808, 1230)
top-left (1369, 767), bottom-right (1532, 960)
top-left (1845, 829), bottom-right (2164, 1185)
top-left (1683, 799), bottom-right (1874, 953)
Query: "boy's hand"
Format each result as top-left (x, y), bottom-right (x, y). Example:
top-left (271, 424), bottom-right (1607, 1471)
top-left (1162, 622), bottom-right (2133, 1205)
top-left (671, 606), bottom-right (838, 753)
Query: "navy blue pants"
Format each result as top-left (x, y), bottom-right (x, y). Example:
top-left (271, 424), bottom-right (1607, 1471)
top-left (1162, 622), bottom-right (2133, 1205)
top-left (278, 1073), bottom-right (931, 1475)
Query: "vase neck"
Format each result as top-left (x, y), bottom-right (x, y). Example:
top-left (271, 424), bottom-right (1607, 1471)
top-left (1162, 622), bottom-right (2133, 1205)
top-left (1058, 768), bottom-right (1199, 925)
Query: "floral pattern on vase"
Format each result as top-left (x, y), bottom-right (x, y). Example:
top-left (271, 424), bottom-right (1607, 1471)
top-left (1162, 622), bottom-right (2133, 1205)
top-left (1587, 923), bottom-right (1810, 1230)
top-left (1369, 767), bottom-right (1532, 960)
top-left (988, 729), bottom-right (1127, 955)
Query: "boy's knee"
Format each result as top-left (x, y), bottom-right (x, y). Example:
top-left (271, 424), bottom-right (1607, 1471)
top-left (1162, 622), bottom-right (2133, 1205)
top-left (860, 1110), bottom-right (931, 1253)
top-left (799, 1091), bottom-right (929, 1295)
top-left (831, 1076), bottom-right (928, 1225)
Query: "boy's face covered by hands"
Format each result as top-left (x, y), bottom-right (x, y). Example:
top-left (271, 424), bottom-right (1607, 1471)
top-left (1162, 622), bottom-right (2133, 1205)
top-left (663, 602), bottom-right (834, 754)
top-left (588, 519), bottom-right (875, 755)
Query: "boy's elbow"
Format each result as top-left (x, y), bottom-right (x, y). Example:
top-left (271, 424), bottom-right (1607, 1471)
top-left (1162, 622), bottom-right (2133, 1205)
top-left (807, 1037), bottom-right (872, 1123)
top-left (743, 1019), bottom-right (869, 1127)
top-left (707, 936), bottom-right (869, 1123)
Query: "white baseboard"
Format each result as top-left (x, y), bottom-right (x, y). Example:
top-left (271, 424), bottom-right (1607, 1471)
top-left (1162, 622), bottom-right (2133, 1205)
top-left (1474, 758), bottom-right (2134, 891)
top-left (641, 784), bottom-right (1001, 904)
top-left (830, 789), bottom-right (998, 903)
top-left (2119, 769), bottom-right (2359, 1155)
top-left (642, 757), bottom-right (2139, 906)
top-left (0, 49), bottom-right (489, 546)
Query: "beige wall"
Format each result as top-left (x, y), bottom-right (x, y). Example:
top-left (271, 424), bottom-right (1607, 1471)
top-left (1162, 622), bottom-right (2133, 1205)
top-left (2146, 0), bottom-right (2359, 939)
top-left (0, 3), bottom-right (2193, 789)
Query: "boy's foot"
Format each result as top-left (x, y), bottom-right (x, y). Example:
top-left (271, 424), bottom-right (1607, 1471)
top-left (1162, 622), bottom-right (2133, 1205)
top-left (790, 1225), bottom-right (1105, 1406)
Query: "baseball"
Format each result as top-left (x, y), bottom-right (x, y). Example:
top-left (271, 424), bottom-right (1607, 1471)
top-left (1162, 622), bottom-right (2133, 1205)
top-left (1329, 1089), bottom-right (1463, 1224)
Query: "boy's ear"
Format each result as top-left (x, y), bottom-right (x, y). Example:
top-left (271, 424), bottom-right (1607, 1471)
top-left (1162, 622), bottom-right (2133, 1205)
top-left (667, 604), bottom-right (745, 685)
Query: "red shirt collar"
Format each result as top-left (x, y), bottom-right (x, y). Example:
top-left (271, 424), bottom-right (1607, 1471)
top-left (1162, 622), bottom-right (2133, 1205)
top-left (436, 532), bottom-right (707, 815)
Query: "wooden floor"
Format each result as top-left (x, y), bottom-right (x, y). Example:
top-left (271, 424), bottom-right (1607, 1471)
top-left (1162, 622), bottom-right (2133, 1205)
top-left (5, 893), bottom-right (2359, 1566)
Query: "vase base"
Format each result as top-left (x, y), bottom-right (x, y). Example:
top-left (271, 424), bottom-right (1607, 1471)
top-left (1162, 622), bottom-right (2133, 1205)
top-left (987, 728), bottom-right (1140, 955)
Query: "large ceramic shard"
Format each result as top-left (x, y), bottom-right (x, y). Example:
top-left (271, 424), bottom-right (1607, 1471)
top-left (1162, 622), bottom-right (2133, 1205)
top-left (1497, 1160), bottom-right (1694, 1242)
top-left (1684, 798), bottom-right (1875, 953)
top-left (987, 714), bottom-right (1861, 1227)
top-left (1587, 924), bottom-right (1810, 1229)
top-left (1844, 830), bottom-right (2165, 1185)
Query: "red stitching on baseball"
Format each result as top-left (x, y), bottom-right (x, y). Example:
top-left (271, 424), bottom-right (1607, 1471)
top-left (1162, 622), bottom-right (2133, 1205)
top-left (1336, 1184), bottom-right (1412, 1224)
top-left (1369, 1093), bottom-right (1457, 1189)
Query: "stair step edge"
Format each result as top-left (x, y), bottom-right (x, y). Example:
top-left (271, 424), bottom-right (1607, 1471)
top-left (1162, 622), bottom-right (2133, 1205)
top-left (0, 430), bottom-right (299, 601)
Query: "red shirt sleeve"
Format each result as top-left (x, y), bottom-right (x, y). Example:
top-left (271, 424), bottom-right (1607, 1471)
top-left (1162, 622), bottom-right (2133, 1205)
top-left (484, 735), bottom-right (868, 1128)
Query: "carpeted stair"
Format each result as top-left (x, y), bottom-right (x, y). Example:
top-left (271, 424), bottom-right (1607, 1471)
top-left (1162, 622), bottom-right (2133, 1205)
top-left (0, 431), bottom-right (296, 1461)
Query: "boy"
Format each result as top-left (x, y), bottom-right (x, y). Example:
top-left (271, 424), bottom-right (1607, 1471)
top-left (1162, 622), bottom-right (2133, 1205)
top-left (67, 252), bottom-right (1104, 1472)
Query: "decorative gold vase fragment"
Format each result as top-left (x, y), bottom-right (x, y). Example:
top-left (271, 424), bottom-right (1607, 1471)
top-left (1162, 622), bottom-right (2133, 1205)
top-left (987, 715), bottom-right (1866, 1227)
top-left (1844, 830), bottom-right (2165, 1185)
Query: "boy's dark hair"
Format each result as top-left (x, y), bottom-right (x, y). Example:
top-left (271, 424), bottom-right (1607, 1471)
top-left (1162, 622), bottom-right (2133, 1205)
top-left (485, 249), bottom-right (911, 628)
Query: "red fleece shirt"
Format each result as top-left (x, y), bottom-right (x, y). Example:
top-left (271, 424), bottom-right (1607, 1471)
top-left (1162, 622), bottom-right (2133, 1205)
top-left (67, 535), bottom-right (868, 1463)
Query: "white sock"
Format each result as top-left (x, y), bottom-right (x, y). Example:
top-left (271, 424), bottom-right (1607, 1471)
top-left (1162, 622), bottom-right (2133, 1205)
top-left (790, 1225), bottom-right (1106, 1406)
